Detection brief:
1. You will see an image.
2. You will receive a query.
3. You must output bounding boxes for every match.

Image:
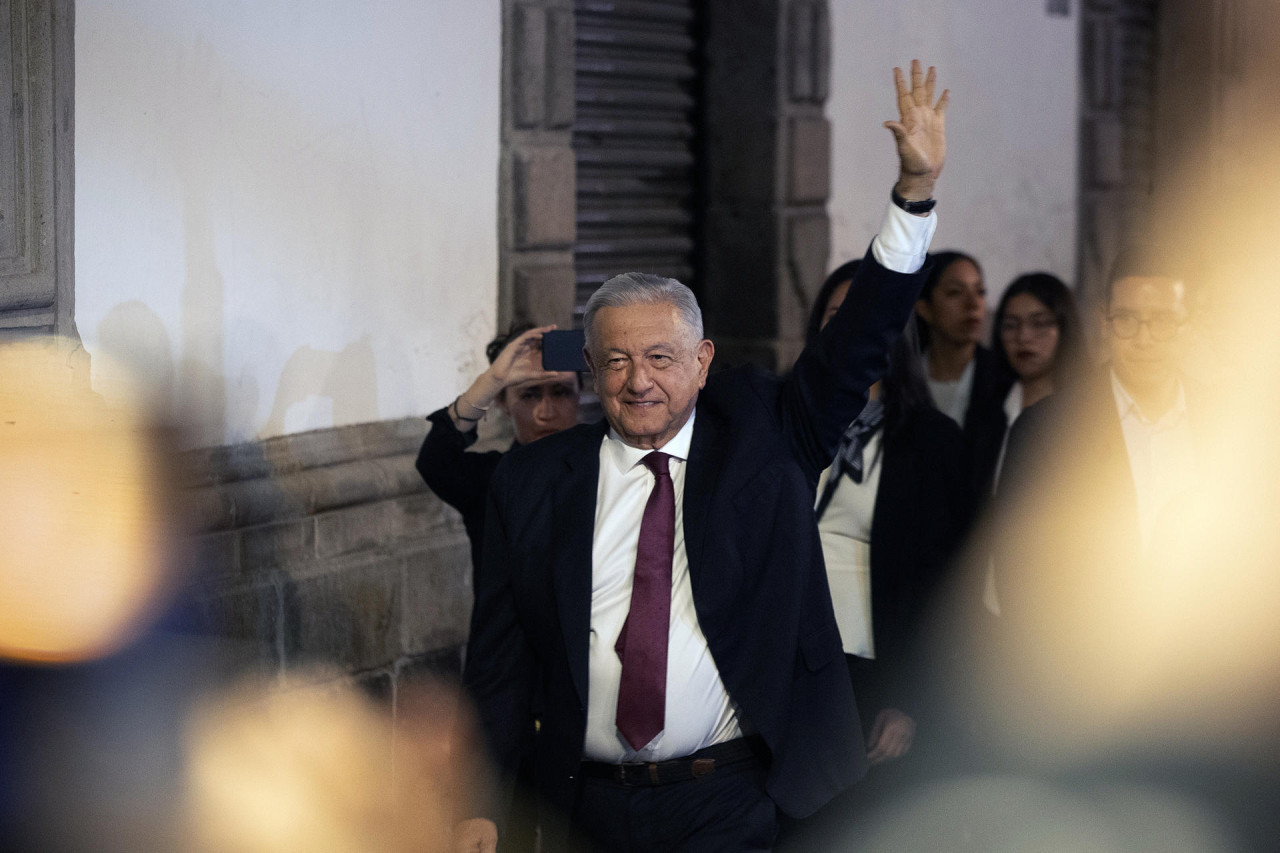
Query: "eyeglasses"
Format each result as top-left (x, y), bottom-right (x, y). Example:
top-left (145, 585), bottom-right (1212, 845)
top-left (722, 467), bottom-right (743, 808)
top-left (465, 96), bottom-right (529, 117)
top-left (999, 314), bottom-right (1058, 336)
top-left (1107, 311), bottom-right (1184, 342)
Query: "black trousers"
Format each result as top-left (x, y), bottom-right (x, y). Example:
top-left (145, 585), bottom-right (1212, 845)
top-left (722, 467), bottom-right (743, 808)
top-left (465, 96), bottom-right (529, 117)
top-left (570, 757), bottom-right (778, 852)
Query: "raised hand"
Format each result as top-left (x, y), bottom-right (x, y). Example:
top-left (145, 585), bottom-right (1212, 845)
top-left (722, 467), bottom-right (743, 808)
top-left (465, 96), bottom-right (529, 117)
top-left (450, 325), bottom-right (564, 428)
top-left (488, 325), bottom-right (562, 389)
top-left (883, 59), bottom-right (949, 200)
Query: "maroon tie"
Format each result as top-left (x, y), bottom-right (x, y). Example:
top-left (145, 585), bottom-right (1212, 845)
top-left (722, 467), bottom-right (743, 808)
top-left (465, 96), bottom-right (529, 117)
top-left (614, 451), bottom-right (675, 751)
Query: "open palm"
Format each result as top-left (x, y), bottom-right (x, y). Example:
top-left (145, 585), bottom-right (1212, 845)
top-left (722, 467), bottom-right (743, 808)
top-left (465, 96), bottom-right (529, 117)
top-left (884, 60), bottom-right (948, 181)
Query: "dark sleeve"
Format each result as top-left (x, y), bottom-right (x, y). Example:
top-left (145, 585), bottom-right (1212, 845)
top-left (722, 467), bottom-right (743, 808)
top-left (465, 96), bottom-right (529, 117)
top-left (780, 246), bottom-right (930, 483)
top-left (460, 461), bottom-right (536, 824)
top-left (415, 406), bottom-right (504, 519)
top-left (881, 415), bottom-right (972, 717)
top-left (996, 396), bottom-right (1053, 500)
top-left (963, 348), bottom-right (1014, 498)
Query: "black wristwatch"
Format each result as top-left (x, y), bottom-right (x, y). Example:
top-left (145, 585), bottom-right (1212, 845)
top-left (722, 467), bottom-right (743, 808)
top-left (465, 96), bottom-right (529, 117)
top-left (891, 186), bottom-right (936, 215)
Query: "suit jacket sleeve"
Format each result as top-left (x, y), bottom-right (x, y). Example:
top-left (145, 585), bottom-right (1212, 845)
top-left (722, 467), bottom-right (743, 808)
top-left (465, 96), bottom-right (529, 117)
top-left (781, 246), bottom-right (930, 482)
top-left (460, 461), bottom-right (536, 823)
top-left (415, 406), bottom-right (504, 519)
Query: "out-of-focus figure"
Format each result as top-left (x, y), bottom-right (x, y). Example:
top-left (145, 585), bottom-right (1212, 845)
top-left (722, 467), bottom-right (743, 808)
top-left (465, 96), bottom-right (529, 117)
top-left (0, 336), bottom-right (196, 851)
top-left (184, 672), bottom-right (483, 853)
top-left (996, 247), bottom-right (1198, 613)
top-left (959, 241), bottom-right (1280, 847)
top-left (0, 337), bottom-right (176, 664)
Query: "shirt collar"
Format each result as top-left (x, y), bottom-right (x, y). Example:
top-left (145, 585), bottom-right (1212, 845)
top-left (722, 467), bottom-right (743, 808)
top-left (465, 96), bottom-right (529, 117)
top-left (603, 409), bottom-right (696, 475)
top-left (1110, 369), bottom-right (1187, 428)
top-left (1003, 381), bottom-right (1024, 425)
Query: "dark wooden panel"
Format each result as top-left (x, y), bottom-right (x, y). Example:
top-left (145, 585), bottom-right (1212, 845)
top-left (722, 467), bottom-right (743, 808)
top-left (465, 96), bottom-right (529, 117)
top-left (572, 0), bottom-right (700, 315)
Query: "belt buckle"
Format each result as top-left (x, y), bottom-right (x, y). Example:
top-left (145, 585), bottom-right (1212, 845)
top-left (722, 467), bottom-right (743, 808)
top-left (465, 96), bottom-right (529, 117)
top-left (691, 758), bottom-right (715, 778)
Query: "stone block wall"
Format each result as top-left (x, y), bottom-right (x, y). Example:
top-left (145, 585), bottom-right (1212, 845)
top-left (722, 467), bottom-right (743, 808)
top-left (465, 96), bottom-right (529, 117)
top-left (500, 0), bottom-right (578, 330)
top-left (183, 417), bottom-right (471, 704)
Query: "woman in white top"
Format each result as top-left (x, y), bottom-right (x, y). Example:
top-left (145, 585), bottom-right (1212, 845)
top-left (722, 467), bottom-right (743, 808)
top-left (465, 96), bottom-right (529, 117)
top-left (914, 251), bottom-right (1015, 498)
top-left (789, 261), bottom-right (972, 848)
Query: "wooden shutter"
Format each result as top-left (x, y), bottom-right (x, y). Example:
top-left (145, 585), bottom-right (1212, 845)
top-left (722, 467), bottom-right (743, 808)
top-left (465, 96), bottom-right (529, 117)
top-left (0, 0), bottom-right (73, 340)
top-left (572, 0), bottom-right (700, 320)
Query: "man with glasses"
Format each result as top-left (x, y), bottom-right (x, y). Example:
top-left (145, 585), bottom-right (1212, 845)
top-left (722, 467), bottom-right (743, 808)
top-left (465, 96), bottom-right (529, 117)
top-left (997, 248), bottom-right (1196, 559)
top-left (1098, 257), bottom-right (1195, 553)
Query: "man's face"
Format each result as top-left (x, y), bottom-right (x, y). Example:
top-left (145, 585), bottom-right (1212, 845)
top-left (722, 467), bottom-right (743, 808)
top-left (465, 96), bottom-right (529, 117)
top-left (497, 375), bottom-right (579, 445)
top-left (587, 302), bottom-right (714, 450)
top-left (1105, 275), bottom-right (1188, 395)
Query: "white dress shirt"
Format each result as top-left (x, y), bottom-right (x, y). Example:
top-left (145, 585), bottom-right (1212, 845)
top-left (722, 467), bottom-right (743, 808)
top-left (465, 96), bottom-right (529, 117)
top-left (583, 202), bottom-right (936, 761)
top-left (815, 432), bottom-right (883, 658)
top-left (925, 356), bottom-right (974, 427)
top-left (983, 382), bottom-right (1026, 616)
top-left (1110, 371), bottom-right (1197, 555)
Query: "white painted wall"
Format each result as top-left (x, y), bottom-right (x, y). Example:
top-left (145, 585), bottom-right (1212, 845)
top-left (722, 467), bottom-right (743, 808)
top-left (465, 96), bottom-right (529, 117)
top-left (76, 1), bottom-right (501, 447)
top-left (828, 1), bottom-right (1078, 310)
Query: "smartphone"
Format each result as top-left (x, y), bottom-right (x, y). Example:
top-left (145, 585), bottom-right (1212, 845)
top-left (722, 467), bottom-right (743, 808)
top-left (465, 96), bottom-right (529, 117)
top-left (541, 328), bottom-right (587, 372)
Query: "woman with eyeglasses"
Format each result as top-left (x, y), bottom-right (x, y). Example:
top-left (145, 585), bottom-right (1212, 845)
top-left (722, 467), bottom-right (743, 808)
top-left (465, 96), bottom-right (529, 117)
top-left (989, 272), bottom-right (1084, 485)
top-left (975, 272), bottom-right (1083, 618)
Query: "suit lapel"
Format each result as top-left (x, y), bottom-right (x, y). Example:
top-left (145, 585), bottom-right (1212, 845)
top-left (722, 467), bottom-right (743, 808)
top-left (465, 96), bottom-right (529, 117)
top-left (683, 402), bottom-right (728, 622)
top-left (1089, 370), bottom-right (1142, 550)
top-left (551, 422), bottom-right (605, 708)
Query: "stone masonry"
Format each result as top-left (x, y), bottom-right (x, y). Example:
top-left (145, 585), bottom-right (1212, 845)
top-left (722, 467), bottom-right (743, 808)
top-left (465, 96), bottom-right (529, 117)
top-left (184, 418), bottom-right (469, 706)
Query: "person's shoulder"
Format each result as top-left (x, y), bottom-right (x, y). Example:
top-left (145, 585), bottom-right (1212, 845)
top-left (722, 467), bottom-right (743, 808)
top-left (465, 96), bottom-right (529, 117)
top-left (494, 422), bottom-right (604, 477)
top-left (891, 405), bottom-right (965, 461)
top-left (702, 363), bottom-right (780, 406)
top-left (972, 345), bottom-right (1014, 396)
top-left (913, 405), bottom-right (965, 442)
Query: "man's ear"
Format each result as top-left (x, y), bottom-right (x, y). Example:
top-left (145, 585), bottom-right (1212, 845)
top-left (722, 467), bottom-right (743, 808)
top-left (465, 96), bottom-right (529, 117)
top-left (1096, 308), bottom-right (1113, 360)
top-left (696, 339), bottom-right (714, 387)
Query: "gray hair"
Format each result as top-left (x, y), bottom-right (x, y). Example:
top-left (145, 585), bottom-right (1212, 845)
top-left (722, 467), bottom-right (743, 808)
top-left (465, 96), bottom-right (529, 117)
top-left (583, 272), bottom-right (704, 355)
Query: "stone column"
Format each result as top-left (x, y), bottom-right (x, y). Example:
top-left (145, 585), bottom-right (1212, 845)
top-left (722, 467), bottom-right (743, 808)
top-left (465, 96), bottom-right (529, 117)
top-left (499, 0), bottom-right (577, 329)
top-left (1075, 0), bottom-right (1161, 316)
top-left (701, 0), bottom-right (831, 372)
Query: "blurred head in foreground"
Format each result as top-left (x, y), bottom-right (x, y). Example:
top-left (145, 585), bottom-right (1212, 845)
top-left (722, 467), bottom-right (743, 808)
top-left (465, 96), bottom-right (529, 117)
top-left (184, 671), bottom-right (482, 853)
top-left (0, 337), bottom-right (177, 665)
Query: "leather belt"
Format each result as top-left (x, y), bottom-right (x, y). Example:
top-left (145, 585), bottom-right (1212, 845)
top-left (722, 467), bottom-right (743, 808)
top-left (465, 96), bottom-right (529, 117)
top-left (580, 737), bottom-right (763, 787)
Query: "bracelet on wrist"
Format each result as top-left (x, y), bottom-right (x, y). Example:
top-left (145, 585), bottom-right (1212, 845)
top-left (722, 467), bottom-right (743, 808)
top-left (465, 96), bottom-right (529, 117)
top-left (455, 394), bottom-right (490, 419)
top-left (451, 399), bottom-right (483, 423)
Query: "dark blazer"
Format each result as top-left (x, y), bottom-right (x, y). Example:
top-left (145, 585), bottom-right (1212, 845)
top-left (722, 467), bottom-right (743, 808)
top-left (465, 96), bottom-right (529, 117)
top-left (962, 345), bottom-right (1015, 499)
top-left (995, 366), bottom-right (1203, 621)
top-left (415, 407), bottom-right (511, 576)
top-left (463, 248), bottom-right (928, 839)
top-left (856, 408), bottom-right (971, 714)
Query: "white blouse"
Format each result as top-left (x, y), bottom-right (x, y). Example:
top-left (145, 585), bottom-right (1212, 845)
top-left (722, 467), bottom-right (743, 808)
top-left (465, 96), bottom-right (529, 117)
top-left (815, 431), bottom-right (883, 658)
